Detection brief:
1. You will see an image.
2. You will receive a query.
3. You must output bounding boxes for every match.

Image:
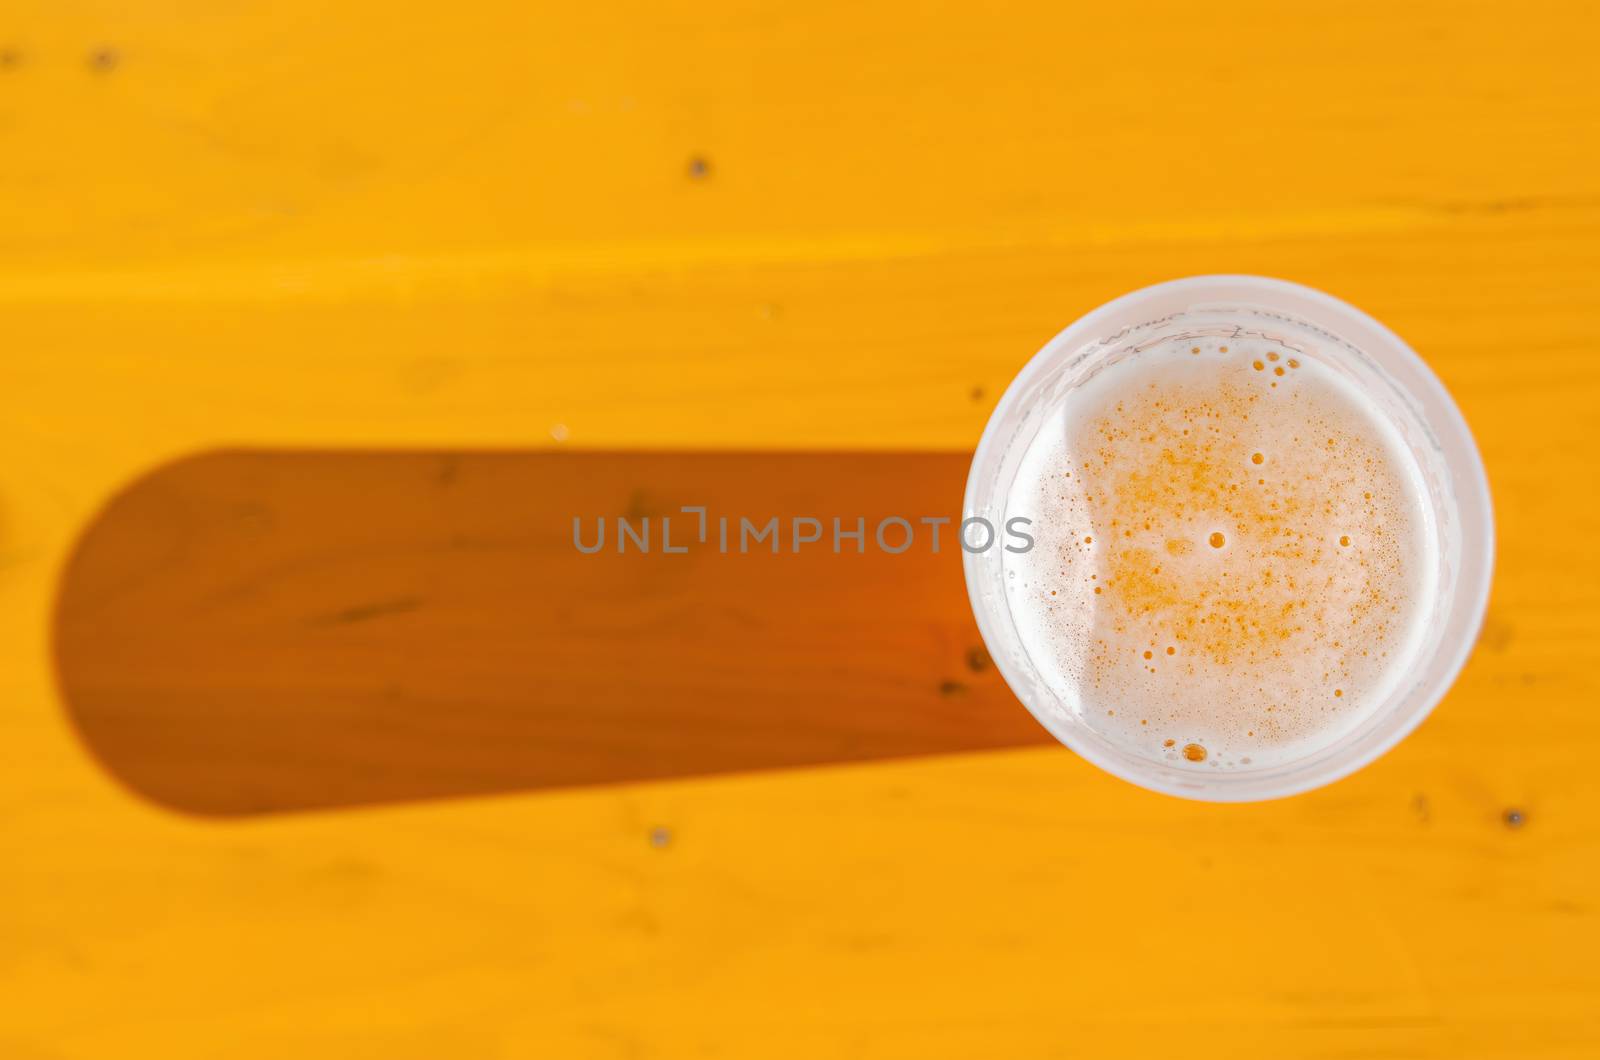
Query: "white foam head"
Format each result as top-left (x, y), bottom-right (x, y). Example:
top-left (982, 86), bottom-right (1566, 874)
top-left (1002, 329), bottom-right (1437, 770)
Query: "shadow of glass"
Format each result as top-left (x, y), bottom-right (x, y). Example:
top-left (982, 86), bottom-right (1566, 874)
top-left (53, 450), bottom-right (1049, 817)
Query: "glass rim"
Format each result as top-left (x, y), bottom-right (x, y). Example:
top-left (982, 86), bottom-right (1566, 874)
top-left (962, 274), bottom-right (1495, 802)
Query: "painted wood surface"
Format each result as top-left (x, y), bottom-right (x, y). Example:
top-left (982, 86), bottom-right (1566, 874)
top-left (1, 1), bottom-right (1598, 1056)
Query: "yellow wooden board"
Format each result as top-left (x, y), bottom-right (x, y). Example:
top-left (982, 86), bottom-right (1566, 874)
top-left (3, 1), bottom-right (1599, 1056)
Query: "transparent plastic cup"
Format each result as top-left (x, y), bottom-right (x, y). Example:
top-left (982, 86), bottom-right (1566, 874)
top-left (963, 276), bottom-right (1493, 801)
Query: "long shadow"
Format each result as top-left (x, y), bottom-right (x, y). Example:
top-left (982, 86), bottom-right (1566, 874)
top-left (53, 450), bottom-right (1049, 817)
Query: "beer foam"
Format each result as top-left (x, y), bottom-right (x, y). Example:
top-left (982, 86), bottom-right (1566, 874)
top-left (1003, 332), bottom-right (1437, 770)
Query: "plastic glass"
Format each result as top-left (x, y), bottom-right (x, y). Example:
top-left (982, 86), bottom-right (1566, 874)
top-left (963, 276), bottom-right (1494, 801)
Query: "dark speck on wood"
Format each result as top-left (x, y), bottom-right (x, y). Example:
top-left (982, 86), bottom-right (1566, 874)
top-left (310, 596), bottom-right (425, 627)
top-left (623, 489), bottom-right (654, 521)
top-left (1476, 615), bottom-right (1514, 653)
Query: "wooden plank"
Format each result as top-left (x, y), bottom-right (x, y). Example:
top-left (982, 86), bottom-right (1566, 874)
top-left (1, 223), bottom-right (1596, 1059)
